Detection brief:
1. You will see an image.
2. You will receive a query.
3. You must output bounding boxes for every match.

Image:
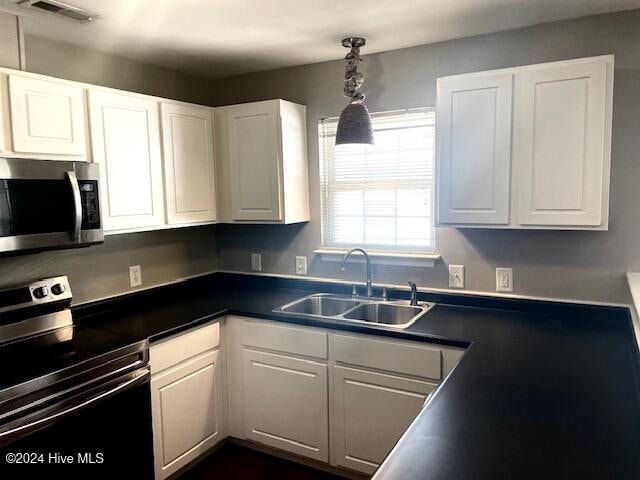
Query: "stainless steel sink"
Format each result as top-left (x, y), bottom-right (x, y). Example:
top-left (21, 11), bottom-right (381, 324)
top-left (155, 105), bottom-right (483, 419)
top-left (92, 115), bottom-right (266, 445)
top-left (280, 296), bottom-right (360, 316)
top-left (274, 293), bottom-right (434, 329)
top-left (343, 303), bottom-right (424, 325)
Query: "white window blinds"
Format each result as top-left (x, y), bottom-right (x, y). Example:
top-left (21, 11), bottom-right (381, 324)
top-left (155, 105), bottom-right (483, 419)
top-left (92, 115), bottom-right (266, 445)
top-left (319, 108), bottom-right (436, 253)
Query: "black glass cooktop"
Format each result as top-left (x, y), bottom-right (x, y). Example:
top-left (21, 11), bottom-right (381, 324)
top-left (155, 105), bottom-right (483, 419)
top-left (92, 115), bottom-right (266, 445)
top-left (0, 324), bottom-right (147, 405)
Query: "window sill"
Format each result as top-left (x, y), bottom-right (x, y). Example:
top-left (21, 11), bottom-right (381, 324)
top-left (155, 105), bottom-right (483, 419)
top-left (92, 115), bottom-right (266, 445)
top-left (314, 248), bottom-right (440, 268)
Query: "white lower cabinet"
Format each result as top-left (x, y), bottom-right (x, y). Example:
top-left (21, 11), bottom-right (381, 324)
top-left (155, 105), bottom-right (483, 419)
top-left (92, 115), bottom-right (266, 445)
top-left (331, 366), bottom-right (436, 474)
top-left (160, 315), bottom-right (465, 478)
top-left (150, 322), bottom-right (224, 480)
top-left (243, 349), bottom-right (329, 461)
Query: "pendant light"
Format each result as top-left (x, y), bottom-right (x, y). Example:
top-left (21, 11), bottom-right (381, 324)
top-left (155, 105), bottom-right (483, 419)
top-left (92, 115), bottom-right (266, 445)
top-left (335, 37), bottom-right (374, 146)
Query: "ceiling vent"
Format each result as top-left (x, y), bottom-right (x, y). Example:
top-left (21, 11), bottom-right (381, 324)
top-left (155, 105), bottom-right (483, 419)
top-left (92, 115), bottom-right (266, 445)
top-left (17, 0), bottom-right (97, 23)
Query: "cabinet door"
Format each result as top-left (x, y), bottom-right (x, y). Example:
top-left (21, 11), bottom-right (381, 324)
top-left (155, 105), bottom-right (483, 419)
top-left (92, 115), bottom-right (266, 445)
top-left (8, 75), bottom-right (86, 157)
top-left (227, 102), bottom-right (283, 221)
top-left (437, 72), bottom-right (513, 224)
top-left (243, 349), bottom-right (328, 461)
top-left (515, 57), bottom-right (612, 227)
top-left (151, 349), bottom-right (224, 480)
top-left (331, 365), bottom-right (436, 474)
top-left (160, 102), bottom-right (217, 224)
top-left (89, 90), bottom-right (165, 231)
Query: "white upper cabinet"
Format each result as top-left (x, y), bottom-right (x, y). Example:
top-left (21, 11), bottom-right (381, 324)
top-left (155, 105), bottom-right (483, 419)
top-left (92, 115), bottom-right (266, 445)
top-left (5, 74), bottom-right (87, 158)
top-left (228, 101), bottom-right (281, 221)
top-left (160, 102), bottom-right (217, 225)
top-left (437, 72), bottom-right (513, 225)
top-left (436, 55), bottom-right (614, 230)
top-left (514, 57), bottom-right (612, 227)
top-left (214, 99), bottom-right (310, 224)
top-left (0, 67), bottom-right (220, 234)
top-left (89, 90), bottom-right (165, 232)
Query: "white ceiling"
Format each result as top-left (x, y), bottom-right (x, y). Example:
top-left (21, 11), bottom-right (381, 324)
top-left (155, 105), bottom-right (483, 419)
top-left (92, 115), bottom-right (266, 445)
top-left (4, 0), bottom-right (640, 79)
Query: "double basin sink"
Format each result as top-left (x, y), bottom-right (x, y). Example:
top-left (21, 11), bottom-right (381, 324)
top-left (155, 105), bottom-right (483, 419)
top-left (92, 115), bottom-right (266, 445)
top-left (273, 293), bottom-right (435, 329)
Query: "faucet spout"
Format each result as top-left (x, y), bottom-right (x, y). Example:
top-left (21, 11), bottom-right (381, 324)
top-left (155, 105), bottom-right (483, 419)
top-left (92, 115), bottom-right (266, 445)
top-left (408, 281), bottom-right (418, 306)
top-left (340, 248), bottom-right (373, 297)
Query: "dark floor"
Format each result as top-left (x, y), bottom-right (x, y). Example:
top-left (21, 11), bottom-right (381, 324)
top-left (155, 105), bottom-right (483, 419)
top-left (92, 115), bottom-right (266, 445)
top-left (178, 443), bottom-right (346, 480)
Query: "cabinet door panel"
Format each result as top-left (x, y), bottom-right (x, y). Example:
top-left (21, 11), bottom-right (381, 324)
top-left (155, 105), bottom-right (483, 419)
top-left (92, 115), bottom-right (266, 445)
top-left (243, 349), bottom-right (328, 461)
top-left (161, 103), bottom-right (216, 224)
top-left (515, 58), bottom-right (611, 226)
top-left (437, 73), bottom-right (513, 224)
top-left (227, 103), bottom-right (282, 221)
top-left (331, 366), bottom-right (436, 474)
top-left (9, 75), bottom-right (86, 157)
top-left (89, 90), bottom-right (164, 231)
top-left (151, 349), bottom-right (224, 480)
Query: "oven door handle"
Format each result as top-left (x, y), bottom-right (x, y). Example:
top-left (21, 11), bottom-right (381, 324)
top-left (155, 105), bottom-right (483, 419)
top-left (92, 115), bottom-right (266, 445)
top-left (65, 170), bottom-right (82, 242)
top-left (0, 368), bottom-right (149, 440)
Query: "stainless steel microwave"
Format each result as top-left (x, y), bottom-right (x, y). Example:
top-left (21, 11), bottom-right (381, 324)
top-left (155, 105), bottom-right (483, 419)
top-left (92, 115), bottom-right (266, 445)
top-left (0, 158), bottom-right (103, 254)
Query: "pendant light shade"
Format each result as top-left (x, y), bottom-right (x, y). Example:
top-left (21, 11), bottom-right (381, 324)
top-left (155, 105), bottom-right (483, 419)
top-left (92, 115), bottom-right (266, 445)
top-left (335, 37), bottom-right (374, 146)
top-left (336, 103), bottom-right (374, 145)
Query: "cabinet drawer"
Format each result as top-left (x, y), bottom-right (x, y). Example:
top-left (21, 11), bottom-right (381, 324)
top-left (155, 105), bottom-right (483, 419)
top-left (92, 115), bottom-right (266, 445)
top-left (242, 319), bottom-right (327, 359)
top-left (332, 333), bottom-right (441, 380)
top-left (150, 321), bottom-right (220, 374)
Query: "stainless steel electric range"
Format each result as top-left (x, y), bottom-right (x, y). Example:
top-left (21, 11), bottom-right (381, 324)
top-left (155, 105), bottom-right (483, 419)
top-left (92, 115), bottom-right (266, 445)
top-left (0, 276), bottom-right (154, 478)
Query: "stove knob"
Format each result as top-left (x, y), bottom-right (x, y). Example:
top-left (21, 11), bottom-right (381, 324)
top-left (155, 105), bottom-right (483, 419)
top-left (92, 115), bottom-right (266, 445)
top-left (33, 286), bottom-right (49, 299)
top-left (51, 283), bottom-right (66, 295)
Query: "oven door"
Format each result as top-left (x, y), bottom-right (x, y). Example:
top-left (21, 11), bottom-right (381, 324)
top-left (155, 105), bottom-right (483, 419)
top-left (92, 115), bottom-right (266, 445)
top-left (0, 158), bottom-right (103, 253)
top-left (0, 367), bottom-right (154, 479)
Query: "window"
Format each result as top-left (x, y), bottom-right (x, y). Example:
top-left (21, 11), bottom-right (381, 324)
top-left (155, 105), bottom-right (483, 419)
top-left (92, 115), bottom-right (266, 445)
top-left (319, 108), bottom-right (436, 254)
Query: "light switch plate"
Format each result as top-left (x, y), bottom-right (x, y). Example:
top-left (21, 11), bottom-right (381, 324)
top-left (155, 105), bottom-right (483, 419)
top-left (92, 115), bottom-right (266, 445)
top-left (496, 267), bottom-right (513, 292)
top-left (129, 265), bottom-right (142, 287)
top-left (295, 256), bottom-right (307, 275)
top-left (449, 265), bottom-right (465, 288)
top-left (251, 253), bottom-right (262, 272)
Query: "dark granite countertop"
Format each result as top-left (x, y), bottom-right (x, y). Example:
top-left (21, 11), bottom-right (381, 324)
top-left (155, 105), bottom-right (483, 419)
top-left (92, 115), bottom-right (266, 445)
top-left (74, 273), bottom-right (640, 480)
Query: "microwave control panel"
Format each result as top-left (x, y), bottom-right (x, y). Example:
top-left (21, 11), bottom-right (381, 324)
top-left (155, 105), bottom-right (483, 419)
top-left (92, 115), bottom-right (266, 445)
top-left (79, 180), bottom-right (101, 230)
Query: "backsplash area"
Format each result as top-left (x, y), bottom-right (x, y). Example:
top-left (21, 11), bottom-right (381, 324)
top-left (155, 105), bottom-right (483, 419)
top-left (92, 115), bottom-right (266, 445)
top-left (0, 226), bottom-right (217, 304)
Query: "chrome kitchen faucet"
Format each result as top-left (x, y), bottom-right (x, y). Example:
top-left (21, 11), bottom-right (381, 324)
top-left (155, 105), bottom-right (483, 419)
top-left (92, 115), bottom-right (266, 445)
top-left (340, 248), bottom-right (373, 297)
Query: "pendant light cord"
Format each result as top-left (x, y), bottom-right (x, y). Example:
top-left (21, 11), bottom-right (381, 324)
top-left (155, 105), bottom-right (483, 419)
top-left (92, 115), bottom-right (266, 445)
top-left (343, 42), bottom-right (365, 103)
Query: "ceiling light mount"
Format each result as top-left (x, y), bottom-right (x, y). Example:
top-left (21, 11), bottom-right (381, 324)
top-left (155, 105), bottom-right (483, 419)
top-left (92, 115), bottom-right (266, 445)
top-left (341, 37), bottom-right (366, 49)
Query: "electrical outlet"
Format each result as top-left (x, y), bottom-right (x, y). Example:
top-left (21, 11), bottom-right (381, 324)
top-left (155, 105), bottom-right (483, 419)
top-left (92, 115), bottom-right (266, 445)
top-left (251, 253), bottom-right (262, 272)
top-left (496, 267), bottom-right (513, 292)
top-left (129, 265), bottom-right (142, 287)
top-left (449, 265), bottom-right (465, 288)
top-left (295, 256), bottom-right (307, 275)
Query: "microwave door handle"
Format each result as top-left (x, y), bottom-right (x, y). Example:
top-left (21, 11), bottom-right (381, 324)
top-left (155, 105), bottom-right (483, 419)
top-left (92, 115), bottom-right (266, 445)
top-left (65, 171), bottom-right (82, 242)
top-left (0, 369), bottom-right (149, 440)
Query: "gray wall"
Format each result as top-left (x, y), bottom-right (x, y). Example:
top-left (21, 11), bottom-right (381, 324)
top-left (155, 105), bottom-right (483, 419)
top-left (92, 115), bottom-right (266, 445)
top-left (0, 35), bottom-right (218, 304)
top-left (0, 12), bottom-right (22, 70)
top-left (24, 34), bottom-right (212, 105)
top-left (210, 9), bottom-right (640, 304)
